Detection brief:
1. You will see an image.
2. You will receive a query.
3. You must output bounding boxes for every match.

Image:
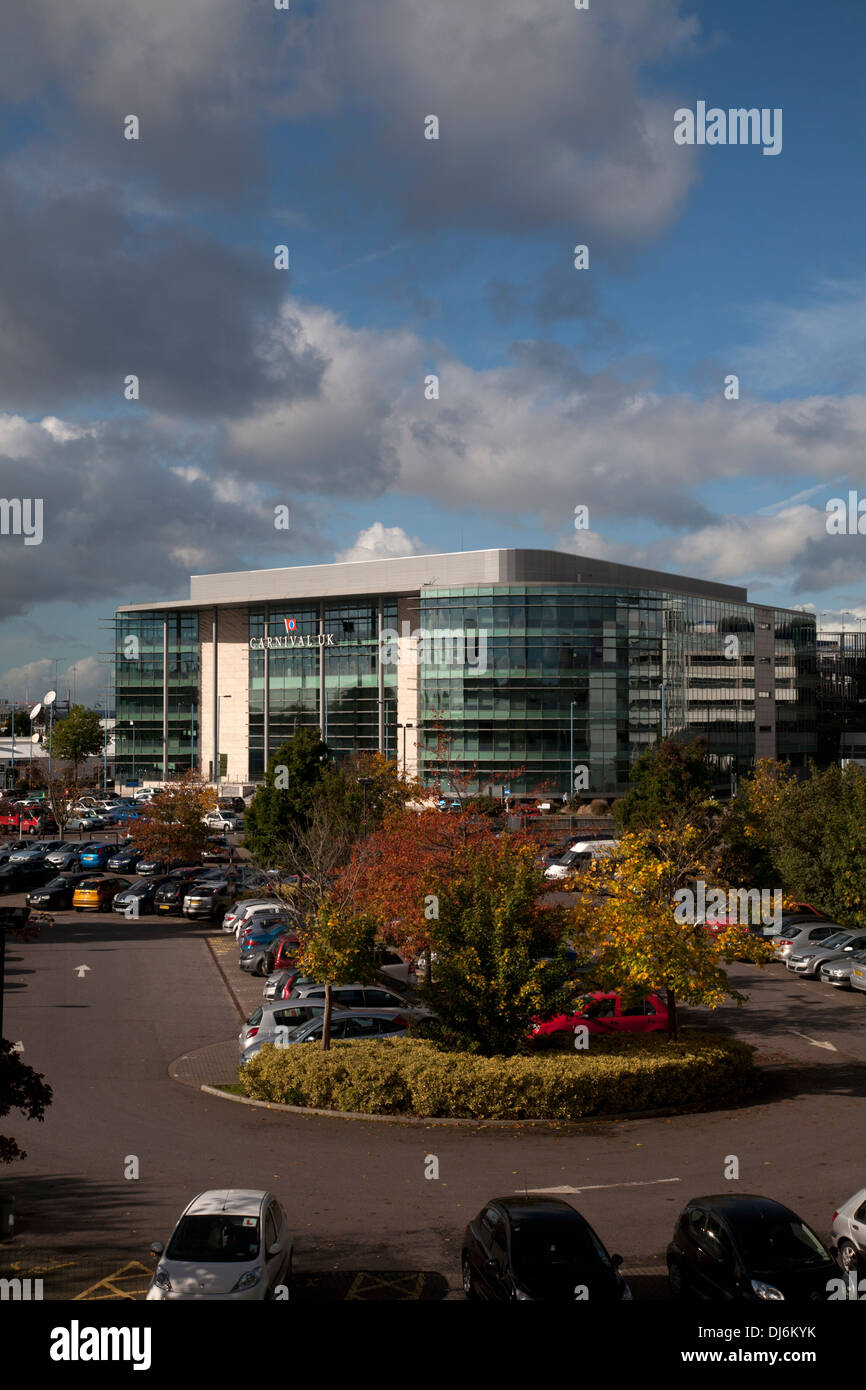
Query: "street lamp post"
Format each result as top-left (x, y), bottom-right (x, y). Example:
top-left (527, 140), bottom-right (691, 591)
top-left (190, 704), bottom-right (196, 772)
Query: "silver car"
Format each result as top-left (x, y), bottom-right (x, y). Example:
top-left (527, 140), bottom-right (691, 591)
top-left (819, 947), bottom-right (866, 988)
top-left (773, 921), bottom-right (844, 961)
top-left (239, 1009), bottom-right (409, 1066)
top-left (238, 1000), bottom-right (332, 1055)
top-left (831, 1188), bottom-right (866, 1273)
top-left (289, 980), bottom-right (430, 1018)
top-left (147, 1189), bottom-right (292, 1300)
top-left (786, 930), bottom-right (866, 978)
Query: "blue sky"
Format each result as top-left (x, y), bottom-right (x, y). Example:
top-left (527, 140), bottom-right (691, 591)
top-left (0, 0), bottom-right (864, 704)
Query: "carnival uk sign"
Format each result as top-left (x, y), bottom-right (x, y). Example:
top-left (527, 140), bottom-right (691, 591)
top-left (250, 615), bottom-right (336, 650)
top-left (249, 633), bottom-right (335, 650)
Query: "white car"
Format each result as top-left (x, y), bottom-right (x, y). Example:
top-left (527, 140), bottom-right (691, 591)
top-left (831, 1187), bottom-right (866, 1272)
top-left (223, 898), bottom-right (285, 937)
top-left (204, 810), bottom-right (244, 831)
top-left (147, 1190), bottom-right (293, 1300)
top-left (376, 947), bottom-right (418, 986)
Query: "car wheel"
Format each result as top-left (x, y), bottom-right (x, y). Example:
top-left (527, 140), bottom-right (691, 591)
top-left (462, 1254), bottom-right (477, 1299)
top-left (668, 1258), bottom-right (690, 1298)
top-left (838, 1240), bottom-right (861, 1273)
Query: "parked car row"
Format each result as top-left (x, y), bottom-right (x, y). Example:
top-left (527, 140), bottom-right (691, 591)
top-left (146, 1186), bottom-right (862, 1301)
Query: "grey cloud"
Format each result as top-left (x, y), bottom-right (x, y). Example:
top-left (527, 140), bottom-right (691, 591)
top-left (2, 1), bottom-right (701, 238)
top-left (0, 177), bottom-right (326, 417)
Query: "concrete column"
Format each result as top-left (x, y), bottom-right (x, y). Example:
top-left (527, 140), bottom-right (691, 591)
top-left (377, 598), bottom-right (385, 752)
top-left (162, 614), bottom-right (168, 779)
top-left (396, 595), bottom-right (420, 777)
top-left (263, 606), bottom-right (270, 769)
top-left (319, 600), bottom-right (326, 739)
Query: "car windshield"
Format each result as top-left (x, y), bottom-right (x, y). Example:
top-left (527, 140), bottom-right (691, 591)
top-left (732, 1216), bottom-right (828, 1269)
top-left (166, 1213), bottom-right (261, 1263)
top-left (818, 932), bottom-right (852, 949)
top-left (128, 879), bottom-right (150, 892)
top-left (77, 879), bottom-right (101, 890)
top-left (44, 877), bottom-right (68, 890)
top-left (510, 1217), bottom-right (612, 1280)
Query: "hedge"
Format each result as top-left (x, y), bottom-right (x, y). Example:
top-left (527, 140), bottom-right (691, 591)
top-left (238, 1032), bottom-right (756, 1121)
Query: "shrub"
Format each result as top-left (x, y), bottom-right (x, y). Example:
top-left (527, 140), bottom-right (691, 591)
top-left (239, 1032), bottom-right (755, 1121)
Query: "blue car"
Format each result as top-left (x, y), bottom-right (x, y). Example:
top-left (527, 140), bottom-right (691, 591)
top-left (78, 844), bottom-right (117, 870)
top-left (109, 807), bottom-right (142, 824)
top-left (240, 921), bottom-right (293, 953)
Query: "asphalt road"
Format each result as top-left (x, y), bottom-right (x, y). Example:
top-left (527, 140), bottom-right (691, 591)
top-left (3, 888), bottom-right (866, 1300)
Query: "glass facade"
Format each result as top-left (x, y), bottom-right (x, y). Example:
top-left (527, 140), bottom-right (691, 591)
top-left (416, 586), bottom-right (816, 796)
top-left (114, 578), bottom-right (815, 794)
top-left (248, 601), bottom-right (397, 776)
top-left (114, 611), bottom-right (198, 784)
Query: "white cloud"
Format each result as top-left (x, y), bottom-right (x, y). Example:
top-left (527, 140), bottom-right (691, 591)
top-left (334, 523), bottom-right (428, 564)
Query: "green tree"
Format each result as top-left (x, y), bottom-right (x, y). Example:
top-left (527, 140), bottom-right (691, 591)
top-left (244, 729), bottom-right (330, 866)
top-left (417, 839), bottom-right (574, 1055)
top-left (49, 705), bottom-right (104, 780)
top-left (736, 760), bottom-right (866, 927)
top-left (298, 907), bottom-right (379, 1050)
top-left (615, 738), bottom-right (717, 833)
top-left (317, 752), bottom-right (419, 837)
top-left (1, 710), bottom-right (30, 737)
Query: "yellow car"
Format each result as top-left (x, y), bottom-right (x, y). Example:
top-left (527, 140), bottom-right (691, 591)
top-left (72, 876), bottom-right (132, 911)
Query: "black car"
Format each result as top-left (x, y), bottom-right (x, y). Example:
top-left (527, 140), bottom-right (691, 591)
top-left (461, 1197), bottom-right (630, 1302)
top-left (152, 867), bottom-right (217, 915)
top-left (0, 860), bottom-right (54, 894)
top-left (26, 872), bottom-right (96, 910)
top-left (107, 845), bottom-right (143, 872)
top-left (112, 876), bottom-right (174, 916)
top-left (667, 1196), bottom-right (838, 1302)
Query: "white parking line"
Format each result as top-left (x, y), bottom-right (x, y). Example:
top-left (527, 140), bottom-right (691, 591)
top-left (519, 1179), bottom-right (682, 1195)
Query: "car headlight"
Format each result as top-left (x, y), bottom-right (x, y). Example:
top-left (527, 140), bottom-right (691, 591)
top-left (153, 1266), bottom-right (172, 1292)
top-left (231, 1266), bottom-right (262, 1292)
top-left (750, 1278), bottom-right (784, 1300)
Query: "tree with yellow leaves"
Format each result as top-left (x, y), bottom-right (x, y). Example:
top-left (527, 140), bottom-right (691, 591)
top-left (566, 823), bottom-right (773, 1039)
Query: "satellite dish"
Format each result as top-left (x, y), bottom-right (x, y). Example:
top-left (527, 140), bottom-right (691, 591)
top-left (31, 732), bottom-right (41, 744)
top-left (30, 703), bottom-right (42, 720)
top-left (43, 690), bottom-right (57, 707)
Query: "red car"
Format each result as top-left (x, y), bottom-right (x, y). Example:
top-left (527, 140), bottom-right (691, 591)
top-left (529, 991), bottom-right (669, 1043)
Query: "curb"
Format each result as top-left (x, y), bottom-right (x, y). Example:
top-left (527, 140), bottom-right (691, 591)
top-left (197, 1081), bottom-right (694, 1128)
top-left (203, 932), bottom-right (248, 1022)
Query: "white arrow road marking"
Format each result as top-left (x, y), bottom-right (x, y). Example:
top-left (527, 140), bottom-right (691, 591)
top-left (74, 965), bottom-right (91, 978)
top-left (789, 1029), bottom-right (837, 1051)
top-left (519, 1179), bottom-right (682, 1195)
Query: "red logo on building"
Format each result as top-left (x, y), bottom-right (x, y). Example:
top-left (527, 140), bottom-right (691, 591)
top-left (284, 618), bottom-right (296, 633)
